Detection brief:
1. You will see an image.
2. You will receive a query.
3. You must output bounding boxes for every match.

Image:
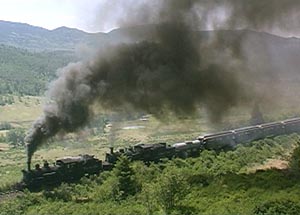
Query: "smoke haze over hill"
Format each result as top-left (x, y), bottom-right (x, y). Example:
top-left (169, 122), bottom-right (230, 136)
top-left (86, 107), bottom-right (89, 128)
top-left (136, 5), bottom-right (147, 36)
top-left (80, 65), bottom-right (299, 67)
top-left (25, 0), bottom-right (300, 163)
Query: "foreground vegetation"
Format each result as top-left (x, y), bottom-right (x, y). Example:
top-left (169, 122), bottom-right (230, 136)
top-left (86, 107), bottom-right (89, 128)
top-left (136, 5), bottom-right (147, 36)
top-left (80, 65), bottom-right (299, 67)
top-left (1, 134), bottom-right (300, 215)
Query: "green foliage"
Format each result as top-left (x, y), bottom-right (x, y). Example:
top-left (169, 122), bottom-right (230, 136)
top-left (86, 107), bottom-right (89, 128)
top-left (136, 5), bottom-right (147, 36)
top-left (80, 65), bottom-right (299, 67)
top-left (1, 134), bottom-right (300, 214)
top-left (0, 95), bottom-right (14, 106)
top-left (0, 121), bottom-right (12, 130)
top-left (43, 183), bottom-right (73, 202)
top-left (0, 44), bottom-right (76, 96)
top-left (254, 199), bottom-right (300, 215)
top-left (0, 190), bottom-right (44, 215)
top-left (288, 141), bottom-right (300, 175)
top-left (113, 156), bottom-right (137, 199)
top-left (6, 128), bottom-right (26, 147)
top-left (154, 167), bottom-right (190, 214)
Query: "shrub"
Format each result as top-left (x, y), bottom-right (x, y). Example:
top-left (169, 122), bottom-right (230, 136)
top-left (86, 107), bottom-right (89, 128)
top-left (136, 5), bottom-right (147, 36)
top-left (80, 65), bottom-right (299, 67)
top-left (6, 128), bottom-right (26, 147)
top-left (289, 142), bottom-right (300, 175)
top-left (254, 199), bottom-right (300, 215)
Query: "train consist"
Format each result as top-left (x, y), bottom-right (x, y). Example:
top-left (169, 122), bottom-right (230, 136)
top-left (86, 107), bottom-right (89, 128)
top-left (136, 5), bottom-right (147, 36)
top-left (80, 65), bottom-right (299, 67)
top-left (21, 117), bottom-right (300, 190)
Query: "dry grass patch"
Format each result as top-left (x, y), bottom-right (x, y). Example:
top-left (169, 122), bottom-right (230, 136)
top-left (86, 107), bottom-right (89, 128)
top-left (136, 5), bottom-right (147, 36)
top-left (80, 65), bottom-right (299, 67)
top-left (0, 96), bottom-right (43, 123)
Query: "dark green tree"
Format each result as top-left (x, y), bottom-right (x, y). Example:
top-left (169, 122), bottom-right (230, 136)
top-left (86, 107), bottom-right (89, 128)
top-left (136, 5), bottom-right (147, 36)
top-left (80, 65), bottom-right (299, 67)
top-left (113, 156), bottom-right (137, 199)
top-left (289, 141), bottom-right (300, 175)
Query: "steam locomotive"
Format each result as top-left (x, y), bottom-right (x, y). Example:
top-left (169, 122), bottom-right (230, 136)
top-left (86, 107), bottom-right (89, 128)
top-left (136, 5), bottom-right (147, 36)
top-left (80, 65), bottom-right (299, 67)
top-left (21, 155), bottom-right (104, 190)
top-left (21, 117), bottom-right (300, 190)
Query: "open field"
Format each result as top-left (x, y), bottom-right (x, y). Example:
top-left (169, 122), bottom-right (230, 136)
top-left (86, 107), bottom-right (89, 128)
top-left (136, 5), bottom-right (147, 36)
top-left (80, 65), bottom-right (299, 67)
top-left (0, 96), bottom-right (43, 128)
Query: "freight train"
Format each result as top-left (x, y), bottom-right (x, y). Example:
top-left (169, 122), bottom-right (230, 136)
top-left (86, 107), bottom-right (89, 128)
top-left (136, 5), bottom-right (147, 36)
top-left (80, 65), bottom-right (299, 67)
top-left (21, 117), bottom-right (300, 190)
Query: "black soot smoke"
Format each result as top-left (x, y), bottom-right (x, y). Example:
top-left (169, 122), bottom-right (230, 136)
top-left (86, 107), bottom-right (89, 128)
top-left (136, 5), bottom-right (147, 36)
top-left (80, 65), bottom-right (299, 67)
top-left (25, 0), bottom-right (300, 163)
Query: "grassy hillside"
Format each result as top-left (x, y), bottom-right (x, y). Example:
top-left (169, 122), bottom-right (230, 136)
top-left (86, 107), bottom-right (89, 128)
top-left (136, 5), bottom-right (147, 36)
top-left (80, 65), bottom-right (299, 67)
top-left (0, 96), bottom-right (43, 123)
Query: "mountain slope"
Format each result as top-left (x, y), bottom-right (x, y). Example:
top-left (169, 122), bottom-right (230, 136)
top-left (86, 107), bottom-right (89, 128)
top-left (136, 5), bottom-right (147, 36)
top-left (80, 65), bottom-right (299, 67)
top-left (0, 44), bottom-right (77, 95)
top-left (1, 20), bottom-right (300, 98)
top-left (0, 20), bottom-right (105, 51)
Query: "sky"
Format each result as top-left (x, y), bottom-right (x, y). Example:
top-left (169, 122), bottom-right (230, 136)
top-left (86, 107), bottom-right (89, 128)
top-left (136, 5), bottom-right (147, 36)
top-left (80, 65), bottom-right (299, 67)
top-left (0, 0), bottom-right (299, 37)
top-left (0, 0), bottom-right (115, 33)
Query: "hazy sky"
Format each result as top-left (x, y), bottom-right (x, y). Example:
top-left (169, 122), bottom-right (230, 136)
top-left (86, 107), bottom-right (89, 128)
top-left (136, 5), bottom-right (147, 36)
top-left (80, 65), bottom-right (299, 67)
top-left (0, 0), bottom-right (115, 32)
top-left (0, 0), bottom-right (299, 37)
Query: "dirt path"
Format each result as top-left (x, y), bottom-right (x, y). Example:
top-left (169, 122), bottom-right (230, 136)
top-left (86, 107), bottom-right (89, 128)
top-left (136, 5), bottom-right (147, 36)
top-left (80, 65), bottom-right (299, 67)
top-left (249, 159), bottom-right (289, 172)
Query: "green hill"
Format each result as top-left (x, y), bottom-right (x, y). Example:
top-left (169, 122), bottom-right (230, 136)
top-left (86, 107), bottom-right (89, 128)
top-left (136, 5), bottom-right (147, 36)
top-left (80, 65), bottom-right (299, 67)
top-left (0, 44), bottom-right (77, 96)
top-left (1, 20), bottom-right (300, 100)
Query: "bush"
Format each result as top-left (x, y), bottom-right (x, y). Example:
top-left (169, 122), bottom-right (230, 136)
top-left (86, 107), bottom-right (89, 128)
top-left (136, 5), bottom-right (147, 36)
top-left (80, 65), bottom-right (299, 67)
top-left (254, 199), bottom-right (300, 215)
top-left (289, 142), bottom-right (300, 175)
top-left (0, 121), bottom-right (12, 130)
top-left (43, 183), bottom-right (73, 202)
top-left (6, 128), bottom-right (26, 147)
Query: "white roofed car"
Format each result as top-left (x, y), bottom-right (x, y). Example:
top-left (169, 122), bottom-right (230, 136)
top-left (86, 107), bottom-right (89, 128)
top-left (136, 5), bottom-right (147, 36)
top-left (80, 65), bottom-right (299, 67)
top-left (172, 140), bottom-right (203, 150)
top-left (172, 142), bottom-right (187, 148)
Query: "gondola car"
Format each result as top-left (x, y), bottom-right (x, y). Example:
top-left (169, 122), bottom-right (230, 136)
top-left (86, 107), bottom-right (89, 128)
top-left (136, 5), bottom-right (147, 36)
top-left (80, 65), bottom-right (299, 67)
top-left (202, 131), bottom-right (236, 151)
top-left (283, 118), bottom-right (300, 134)
top-left (234, 125), bottom-right (263, 144)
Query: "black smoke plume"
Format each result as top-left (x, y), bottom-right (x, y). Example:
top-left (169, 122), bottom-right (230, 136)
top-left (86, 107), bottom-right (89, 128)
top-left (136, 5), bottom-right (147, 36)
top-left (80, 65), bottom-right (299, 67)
top-left (25, 0), bottom-right (300, 163)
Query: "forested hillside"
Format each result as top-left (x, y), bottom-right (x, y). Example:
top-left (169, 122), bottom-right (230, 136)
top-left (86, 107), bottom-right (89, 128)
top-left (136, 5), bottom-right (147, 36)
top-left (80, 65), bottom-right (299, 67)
top-left (0, 44), bottom-right (76, 96)
top-left (2, 20), bottom-right (300, 99)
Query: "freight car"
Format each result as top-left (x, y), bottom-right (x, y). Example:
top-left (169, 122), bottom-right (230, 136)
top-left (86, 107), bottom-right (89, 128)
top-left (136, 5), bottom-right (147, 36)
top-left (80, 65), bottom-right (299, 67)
top-left (197, 117), bottom-right (300, 151)
top-left (98, 117), bottom-right (300, 164)
top-left (21, 117), bottom-right (300, 190)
